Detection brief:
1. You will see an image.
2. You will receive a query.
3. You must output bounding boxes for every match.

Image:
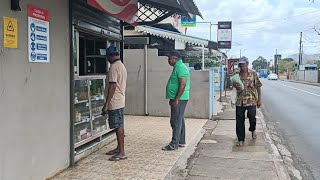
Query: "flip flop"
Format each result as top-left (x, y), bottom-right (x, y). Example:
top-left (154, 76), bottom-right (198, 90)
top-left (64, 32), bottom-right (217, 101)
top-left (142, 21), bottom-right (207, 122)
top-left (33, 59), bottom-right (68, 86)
top-left (108, 154), bottom-right (127, 161)
top-left (105, 149), bottom-right (119, 155)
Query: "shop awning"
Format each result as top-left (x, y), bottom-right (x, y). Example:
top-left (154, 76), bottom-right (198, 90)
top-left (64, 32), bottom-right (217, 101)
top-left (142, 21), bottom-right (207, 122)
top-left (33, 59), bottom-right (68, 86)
top-left (135, 25), bottom-right (219, 70)
top-left (87, 0), bottom-right (202, 26)
top-left (135, 25), bottom-right (217, 49)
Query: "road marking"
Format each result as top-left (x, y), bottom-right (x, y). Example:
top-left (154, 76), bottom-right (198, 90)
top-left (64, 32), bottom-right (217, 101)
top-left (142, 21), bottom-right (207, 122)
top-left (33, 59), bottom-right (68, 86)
top-left (275, 83), bottom-right (320, 97)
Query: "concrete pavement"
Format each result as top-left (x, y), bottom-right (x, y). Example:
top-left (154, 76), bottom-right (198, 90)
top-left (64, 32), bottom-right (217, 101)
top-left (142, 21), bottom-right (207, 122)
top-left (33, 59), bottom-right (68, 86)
top-left (171, 93), bottom-right (290, 180)
top-left (50, 91), bottom-right (291, 180)
top-left (49, 116), bottom-right (207, 180)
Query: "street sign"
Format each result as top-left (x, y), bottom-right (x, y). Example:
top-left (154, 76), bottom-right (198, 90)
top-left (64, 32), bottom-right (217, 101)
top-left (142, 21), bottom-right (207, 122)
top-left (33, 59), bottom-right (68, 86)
top-left (28, 5), bottom-right (50, 63)
top-left (217, 21), bottom-right (232, 49)
top-left (181, 14), bottom-right (196, 27)
top-left (274, 54), bottom-right (281, 74)
top-left (3, 17), bottom-right (18, 48)
top-left (227, 58), bottom-right (239, 74)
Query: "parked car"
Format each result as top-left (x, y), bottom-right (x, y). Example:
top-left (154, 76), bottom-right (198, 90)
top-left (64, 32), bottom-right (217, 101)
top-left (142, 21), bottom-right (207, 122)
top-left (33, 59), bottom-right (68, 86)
top-left (267, 73), bottom-right (278, 80)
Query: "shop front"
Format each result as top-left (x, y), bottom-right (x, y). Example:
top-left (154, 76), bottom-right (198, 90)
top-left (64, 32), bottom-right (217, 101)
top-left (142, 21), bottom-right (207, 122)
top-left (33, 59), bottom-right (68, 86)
top-left (0, 0), bottom-right (203, 179)
top-left (71, 0), bottom-right (123, 162)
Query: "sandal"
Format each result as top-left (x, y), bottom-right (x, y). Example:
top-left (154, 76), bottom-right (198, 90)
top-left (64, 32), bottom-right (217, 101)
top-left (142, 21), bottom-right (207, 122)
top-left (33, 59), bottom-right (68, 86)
top-left (252, 131), bottom-right (257, 139)
top-left (105, 149), bottom-right (119, 155)
top-left (236, 141), bottom-right (244, 146)
top-left (108, 154), bottom-right (127, 161)
top-left (162, 145), bottom-right (176, 151)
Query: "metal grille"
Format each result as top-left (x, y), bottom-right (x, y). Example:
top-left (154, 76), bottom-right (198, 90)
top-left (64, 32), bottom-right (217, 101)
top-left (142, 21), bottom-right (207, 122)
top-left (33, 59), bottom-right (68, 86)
top-left (136, 3), bottom-right (173, 25)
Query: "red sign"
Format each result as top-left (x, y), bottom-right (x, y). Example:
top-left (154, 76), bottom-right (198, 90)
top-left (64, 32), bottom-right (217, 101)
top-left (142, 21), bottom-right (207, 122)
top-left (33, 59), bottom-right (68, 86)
top-left (88, 0), bottom-right (138, 25)
top-left (28, 5), bottom-right (49, 22)
top-left (227, 58), bottom-right (239, 74)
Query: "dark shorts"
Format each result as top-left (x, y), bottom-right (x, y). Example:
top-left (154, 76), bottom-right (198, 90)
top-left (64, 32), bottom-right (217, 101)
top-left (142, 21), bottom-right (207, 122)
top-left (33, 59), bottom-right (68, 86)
top-left (108, 108), bottom-right (124, 129)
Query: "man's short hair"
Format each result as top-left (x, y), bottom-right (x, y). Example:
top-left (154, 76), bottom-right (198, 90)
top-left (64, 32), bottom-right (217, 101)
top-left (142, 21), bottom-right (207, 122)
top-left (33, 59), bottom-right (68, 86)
top-left (166, 50), bottom-right (182, 59)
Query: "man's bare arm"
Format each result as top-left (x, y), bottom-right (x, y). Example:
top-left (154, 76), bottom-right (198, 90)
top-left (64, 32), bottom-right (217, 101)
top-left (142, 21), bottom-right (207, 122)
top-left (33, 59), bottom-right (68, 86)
top-left (175, 78), bottom-right (187, 100)
top-left (257, 87), bottom-right (262, 107)
top-left (102, 83), bottom-right (116, 111)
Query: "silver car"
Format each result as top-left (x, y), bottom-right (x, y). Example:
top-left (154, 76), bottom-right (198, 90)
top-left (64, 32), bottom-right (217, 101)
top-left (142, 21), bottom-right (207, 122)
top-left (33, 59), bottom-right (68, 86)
top-left (267, 73), bottom-right (278, 80)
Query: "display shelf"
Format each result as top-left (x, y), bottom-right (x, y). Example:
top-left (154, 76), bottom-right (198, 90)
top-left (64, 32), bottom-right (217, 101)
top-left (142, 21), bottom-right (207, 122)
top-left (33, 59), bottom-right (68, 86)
top-left (93, 115), bottom-right (103, 119)
top-left (74, 99), bottom-right (89, 104)
top-left (74, 128), bottom-right (113, 148)
top-left (73, 78), bottom-right (108, 148)
top-left (86, 55), bottom-right (106, 58)
top-left (74, 121), bottom-right (89, 126)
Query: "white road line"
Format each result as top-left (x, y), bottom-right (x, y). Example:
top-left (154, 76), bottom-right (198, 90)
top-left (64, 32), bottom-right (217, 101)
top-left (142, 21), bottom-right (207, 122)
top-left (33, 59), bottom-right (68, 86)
top-left (275, 82), bottom-right (320, 97)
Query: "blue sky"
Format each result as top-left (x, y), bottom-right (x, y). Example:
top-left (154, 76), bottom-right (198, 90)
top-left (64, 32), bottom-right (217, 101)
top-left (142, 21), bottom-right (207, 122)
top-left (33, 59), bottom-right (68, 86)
top-left (187, 0), bottom-right (320, 63)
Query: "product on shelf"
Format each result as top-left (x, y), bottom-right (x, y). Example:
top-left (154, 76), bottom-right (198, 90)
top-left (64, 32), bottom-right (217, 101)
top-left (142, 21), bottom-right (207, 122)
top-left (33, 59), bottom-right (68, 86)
top-left (75, 112), bottom-right (82, 122)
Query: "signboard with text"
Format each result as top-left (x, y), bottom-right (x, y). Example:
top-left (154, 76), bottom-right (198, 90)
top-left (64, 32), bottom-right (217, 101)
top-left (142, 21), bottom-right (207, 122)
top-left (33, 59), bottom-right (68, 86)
top-left (28, 5), bottom-right (50, 63)
top-left (217, 21), bottom-right (232, 49)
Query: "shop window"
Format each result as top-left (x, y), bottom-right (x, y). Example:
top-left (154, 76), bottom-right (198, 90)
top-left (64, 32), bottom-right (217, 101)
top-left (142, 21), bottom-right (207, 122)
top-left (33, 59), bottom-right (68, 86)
top-left (78, 33), bottom-right (108, 76)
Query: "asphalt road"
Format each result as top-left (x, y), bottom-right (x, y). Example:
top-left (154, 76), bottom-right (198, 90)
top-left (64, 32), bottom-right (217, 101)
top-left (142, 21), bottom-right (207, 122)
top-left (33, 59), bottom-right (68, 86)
top-left (261, 79), bottom-right (320, 180)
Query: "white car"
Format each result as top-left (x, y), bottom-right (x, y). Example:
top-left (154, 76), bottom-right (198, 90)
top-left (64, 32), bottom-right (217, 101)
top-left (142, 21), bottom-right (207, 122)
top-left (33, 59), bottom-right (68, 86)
top-left (267, 74), bottom-right (278, 80)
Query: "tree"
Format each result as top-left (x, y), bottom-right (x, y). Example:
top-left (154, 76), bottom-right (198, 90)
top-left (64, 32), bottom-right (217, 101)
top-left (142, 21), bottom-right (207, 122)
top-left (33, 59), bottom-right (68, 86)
top-left (252, 56), bottom-right (268, 70)
top-left (184, 51), bottom-right (220, 68)
top-left (317, 61), bottom-right (320, 69)
top-left (278, 58), bottom-right (295, 73)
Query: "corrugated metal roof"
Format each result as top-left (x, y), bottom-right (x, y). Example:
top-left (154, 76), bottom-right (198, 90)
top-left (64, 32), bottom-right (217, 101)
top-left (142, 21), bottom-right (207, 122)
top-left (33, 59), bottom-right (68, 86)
top-left (135, 25), bottom-right (217, 48)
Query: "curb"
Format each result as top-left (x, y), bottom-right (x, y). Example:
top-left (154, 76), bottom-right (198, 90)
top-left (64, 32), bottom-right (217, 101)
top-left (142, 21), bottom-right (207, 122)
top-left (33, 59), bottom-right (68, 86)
top-left (257, 109), bottom-right (291, 180)
top-left (165, 121), bottom-right (207, 180)
top-left (280, 79), bottom-right (320, 87)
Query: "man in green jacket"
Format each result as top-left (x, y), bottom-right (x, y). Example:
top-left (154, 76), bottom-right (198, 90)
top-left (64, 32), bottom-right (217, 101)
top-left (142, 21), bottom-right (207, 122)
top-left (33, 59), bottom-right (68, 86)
top-left (162, 50), bottom-right (190, 151)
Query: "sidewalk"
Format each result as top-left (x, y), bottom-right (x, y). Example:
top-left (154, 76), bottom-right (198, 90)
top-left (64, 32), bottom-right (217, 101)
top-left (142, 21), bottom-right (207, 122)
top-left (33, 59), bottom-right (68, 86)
top-left (50, 116), bottom-right (207, 180)
top-left (171, 94), bottom-right (291, 180)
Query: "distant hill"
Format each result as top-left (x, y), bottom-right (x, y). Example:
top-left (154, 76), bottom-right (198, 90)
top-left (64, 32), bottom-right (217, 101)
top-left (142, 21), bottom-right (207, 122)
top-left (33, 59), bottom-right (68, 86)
top-left (287, 53), bottom-right (320, 63)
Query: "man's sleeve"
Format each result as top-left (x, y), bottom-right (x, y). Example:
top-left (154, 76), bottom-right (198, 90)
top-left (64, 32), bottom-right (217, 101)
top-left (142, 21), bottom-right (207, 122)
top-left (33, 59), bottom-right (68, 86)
top-left (108, 65), bottom-right (118, 83)
top-left (177, 66), bottom-right (189, 78)
top-left (254, 72), bottom-right (262, 88)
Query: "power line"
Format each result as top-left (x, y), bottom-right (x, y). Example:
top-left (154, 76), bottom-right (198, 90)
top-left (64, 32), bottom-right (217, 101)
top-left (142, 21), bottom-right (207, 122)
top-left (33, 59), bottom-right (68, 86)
top-left (233, 10), bottom-right (320, 25)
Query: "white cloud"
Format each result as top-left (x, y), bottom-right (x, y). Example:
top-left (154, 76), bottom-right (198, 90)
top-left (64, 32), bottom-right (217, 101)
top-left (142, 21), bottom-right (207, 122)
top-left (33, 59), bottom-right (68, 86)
top-left (189, 0), bottom-right (320, 62)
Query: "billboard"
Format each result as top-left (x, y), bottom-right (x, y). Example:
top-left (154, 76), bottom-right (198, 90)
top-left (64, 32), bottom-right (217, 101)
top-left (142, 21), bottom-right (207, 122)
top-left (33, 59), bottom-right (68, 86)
top-left (217, 21), bottom-right (232, 49)
top-left (181, 14), bottom-right (196, 27)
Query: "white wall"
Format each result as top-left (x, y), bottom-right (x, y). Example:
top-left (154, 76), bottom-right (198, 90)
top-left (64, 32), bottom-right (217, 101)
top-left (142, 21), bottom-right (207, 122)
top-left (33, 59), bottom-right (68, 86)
top-left (124, 49), bottom-right (210, 119)
top-left (0, 0), bottom-right (70, 179)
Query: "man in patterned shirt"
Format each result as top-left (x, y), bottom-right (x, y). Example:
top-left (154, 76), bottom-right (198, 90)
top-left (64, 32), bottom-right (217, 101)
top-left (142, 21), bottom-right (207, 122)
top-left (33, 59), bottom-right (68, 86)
top-left (233, 57), bottom-right (262, 146)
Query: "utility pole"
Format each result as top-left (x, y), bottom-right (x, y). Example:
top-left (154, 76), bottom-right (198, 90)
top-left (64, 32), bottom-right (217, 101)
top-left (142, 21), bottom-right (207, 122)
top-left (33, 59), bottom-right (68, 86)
top-left (197, 22), bottom-right (217, 41)
top-left (299, 32), bottom-right (303, 65)
top-left (275, 49), bottom-right (278, 75)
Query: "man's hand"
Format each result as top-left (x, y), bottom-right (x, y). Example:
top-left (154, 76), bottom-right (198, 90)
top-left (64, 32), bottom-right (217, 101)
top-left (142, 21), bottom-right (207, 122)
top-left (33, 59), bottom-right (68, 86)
top-left (233, 83), bottom-right (241, 90)
top-left (102, 103), bottom-right (108, 113)
top-left (257, 99), bottom-right (262, 108)
top-left (171, 99), bottom-right (179, 107)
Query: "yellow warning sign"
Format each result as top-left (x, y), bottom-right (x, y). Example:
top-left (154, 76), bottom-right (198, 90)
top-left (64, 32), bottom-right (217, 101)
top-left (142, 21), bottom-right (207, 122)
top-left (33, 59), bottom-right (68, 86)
top-left (214, 75), bottom-right (219, 86)
top-left (3, 17), bottom-right (18, 48)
